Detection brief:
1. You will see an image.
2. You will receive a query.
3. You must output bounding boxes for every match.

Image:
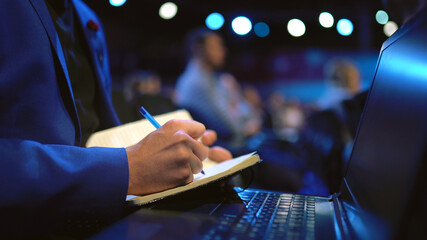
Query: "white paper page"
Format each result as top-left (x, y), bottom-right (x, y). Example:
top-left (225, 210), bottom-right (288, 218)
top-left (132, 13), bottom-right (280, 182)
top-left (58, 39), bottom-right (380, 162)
top-left (86, 110), bottom-right (193, 148)
top-left (191, 152), bottom-right (255, 181)
top-left (126, 152), bottom-right (256, 201)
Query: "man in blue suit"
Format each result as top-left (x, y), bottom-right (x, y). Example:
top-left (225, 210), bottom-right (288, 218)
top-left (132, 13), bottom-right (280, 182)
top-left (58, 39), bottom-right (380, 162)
top-left (0, 0), bottom-right (231, 236)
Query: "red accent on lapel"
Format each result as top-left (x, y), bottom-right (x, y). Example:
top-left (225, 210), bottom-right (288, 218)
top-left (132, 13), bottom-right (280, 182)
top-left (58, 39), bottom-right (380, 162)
top-left (87, 19), bottom-right (99, 31)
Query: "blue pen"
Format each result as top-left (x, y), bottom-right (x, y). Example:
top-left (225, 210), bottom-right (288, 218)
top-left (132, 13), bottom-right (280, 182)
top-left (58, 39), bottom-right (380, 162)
top-left (139, 106), bottom-right (161, 129)
top-left (138, 106), bottom-right (205, 175)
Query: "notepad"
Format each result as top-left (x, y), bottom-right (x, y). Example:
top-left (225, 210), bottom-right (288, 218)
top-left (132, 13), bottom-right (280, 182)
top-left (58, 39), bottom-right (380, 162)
top-left (86, 110), bottom-right (194, 149)
top-left (126, 152), bottom-right (259, 205)
top-left (86, 109), bottom-right (261, 205)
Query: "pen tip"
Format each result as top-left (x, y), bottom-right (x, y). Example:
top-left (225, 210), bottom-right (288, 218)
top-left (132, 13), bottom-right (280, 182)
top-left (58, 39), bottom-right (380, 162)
top-left (201, 170), bottom-right (205, 175)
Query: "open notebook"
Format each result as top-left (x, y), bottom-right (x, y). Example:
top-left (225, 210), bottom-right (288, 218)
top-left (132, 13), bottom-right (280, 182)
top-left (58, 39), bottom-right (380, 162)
top-left (86, 110), bottom-right (261, 205)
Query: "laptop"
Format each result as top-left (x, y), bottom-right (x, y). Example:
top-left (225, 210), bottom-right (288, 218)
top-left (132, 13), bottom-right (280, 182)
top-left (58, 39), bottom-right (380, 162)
top-left (92, 11), bottom-right (427, 240)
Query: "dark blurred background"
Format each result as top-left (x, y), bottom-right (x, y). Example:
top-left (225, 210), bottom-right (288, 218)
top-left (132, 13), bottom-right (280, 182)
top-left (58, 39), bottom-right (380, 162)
top-left (85, 0), bottom-right (391, 103)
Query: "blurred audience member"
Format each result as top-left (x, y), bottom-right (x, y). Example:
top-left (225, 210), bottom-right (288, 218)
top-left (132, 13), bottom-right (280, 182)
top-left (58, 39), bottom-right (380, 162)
top-left (124, 70), bottom-right (178, 121)
top-left (124, 70), bottom-right (161, 102)
top-left (243, 85), bottom-right (272, 128)
top-left (299, 90), bottom-right (368, 193)
top-left (267, 92), bottom-right (305, 142)
top-left (175, 28), bottom-right (262, 150)
top-left (317, 59), bottom-right (361, 110)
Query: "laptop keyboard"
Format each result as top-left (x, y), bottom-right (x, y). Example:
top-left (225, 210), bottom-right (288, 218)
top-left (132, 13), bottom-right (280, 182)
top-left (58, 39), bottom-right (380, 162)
top-left (202, 190), bottom-right (316, 240)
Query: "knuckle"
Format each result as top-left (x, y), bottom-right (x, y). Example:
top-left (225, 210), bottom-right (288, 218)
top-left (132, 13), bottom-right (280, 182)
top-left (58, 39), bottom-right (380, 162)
top-left (176, 166), bottom-right (192, 183)
top-left (175, 144), bottom-right (191, 160)
top-left (174, 131), bottom-right (191, 144)
top-left (197, 144), bottom-right (209, 160)
top-left (163, 119), bottom-right (180, 130)
top-left (174, 130), bottom-right (186, 140)
top-left (168, 119), bottom-right (180, 125)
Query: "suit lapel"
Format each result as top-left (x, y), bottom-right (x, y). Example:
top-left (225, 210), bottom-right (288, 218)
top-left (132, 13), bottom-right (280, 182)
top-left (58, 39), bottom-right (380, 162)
top-left (73, 0), bottom-right (122, 127)
top-left (28, 0), bottom-right (75, 98)
top-left (28, 0), bottom-right (81, 145)
top-left (73, 3), bottom-right (103, 87)
top-left (72, 0), bottom-right (109, 95)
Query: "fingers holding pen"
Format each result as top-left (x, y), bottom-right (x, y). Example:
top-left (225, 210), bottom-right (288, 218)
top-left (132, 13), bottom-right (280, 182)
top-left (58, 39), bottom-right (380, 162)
top-left (126, 119), bottom-right (209, 195)
top-left (170, 130), bottom-right (208, 173)
top-left (159, 120), bottom-right (208, 176)
top-left (163, 119), bottom-right (206, 140)
top-left (162, 120), bottom-right (209, 160)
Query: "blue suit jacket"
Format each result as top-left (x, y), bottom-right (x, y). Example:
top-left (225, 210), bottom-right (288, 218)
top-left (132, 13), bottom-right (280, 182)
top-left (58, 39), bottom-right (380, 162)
top-left (0, 0), bottom-right (128, 234)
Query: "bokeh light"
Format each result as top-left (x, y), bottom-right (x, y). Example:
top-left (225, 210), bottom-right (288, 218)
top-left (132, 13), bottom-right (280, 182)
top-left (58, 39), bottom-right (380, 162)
top-left (384, 21), bottom-right (398, 37)
top-left (337, 18), bottom-right (353, 36)
top-left (254, 22), bottom-right (270, 37)
top-left (287, 19), bottom-right (306, 37)
top-left (109, 0), bottom-right (126, 7)
top-left (159, 2), bottom-right (178, 20)
top-left (205, 13), bottom-right (225, 30)
top-left (319, 12), bottom-right (334, 28)
top-left (376, 10), bottom-right (389, 25)
top-left (231, 16), bottom-right (252, 35)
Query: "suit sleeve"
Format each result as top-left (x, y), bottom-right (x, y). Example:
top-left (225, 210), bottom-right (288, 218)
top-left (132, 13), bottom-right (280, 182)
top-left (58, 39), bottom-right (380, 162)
top-left (0, 138), bottom-right (129, 234)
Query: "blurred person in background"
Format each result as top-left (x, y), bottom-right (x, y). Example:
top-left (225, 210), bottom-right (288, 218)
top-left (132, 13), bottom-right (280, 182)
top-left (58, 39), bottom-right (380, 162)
top-left (317, 59), bottom-right (361, 110)
top-left (174, 28), bottom-right (312, 193)
top-left (267, 92), bottom-right (306, 142)
top-left (175, 28), bottom-right (262, 152)
top-left (298, 59), bottom-right (367, 193)
top-left (242, 84), bottom-right (272, 129)
top-left (123, 70), bottom-right (178, 121)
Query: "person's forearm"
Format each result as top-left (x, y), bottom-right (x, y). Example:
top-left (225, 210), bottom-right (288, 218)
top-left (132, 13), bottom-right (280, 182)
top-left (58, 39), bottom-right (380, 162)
top-left (0, 139), bottom-right (128, 234)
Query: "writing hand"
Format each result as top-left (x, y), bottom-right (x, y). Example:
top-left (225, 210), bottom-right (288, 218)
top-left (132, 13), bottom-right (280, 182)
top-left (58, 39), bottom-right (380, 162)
top-left (126, 119), bottom-right (208, 195)
top-left (201, 130), bottom-right (233, 162)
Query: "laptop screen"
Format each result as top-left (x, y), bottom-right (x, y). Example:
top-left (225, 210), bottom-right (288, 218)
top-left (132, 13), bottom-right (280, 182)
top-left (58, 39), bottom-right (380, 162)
top-left (341, 11), bottom-right (427, 239)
